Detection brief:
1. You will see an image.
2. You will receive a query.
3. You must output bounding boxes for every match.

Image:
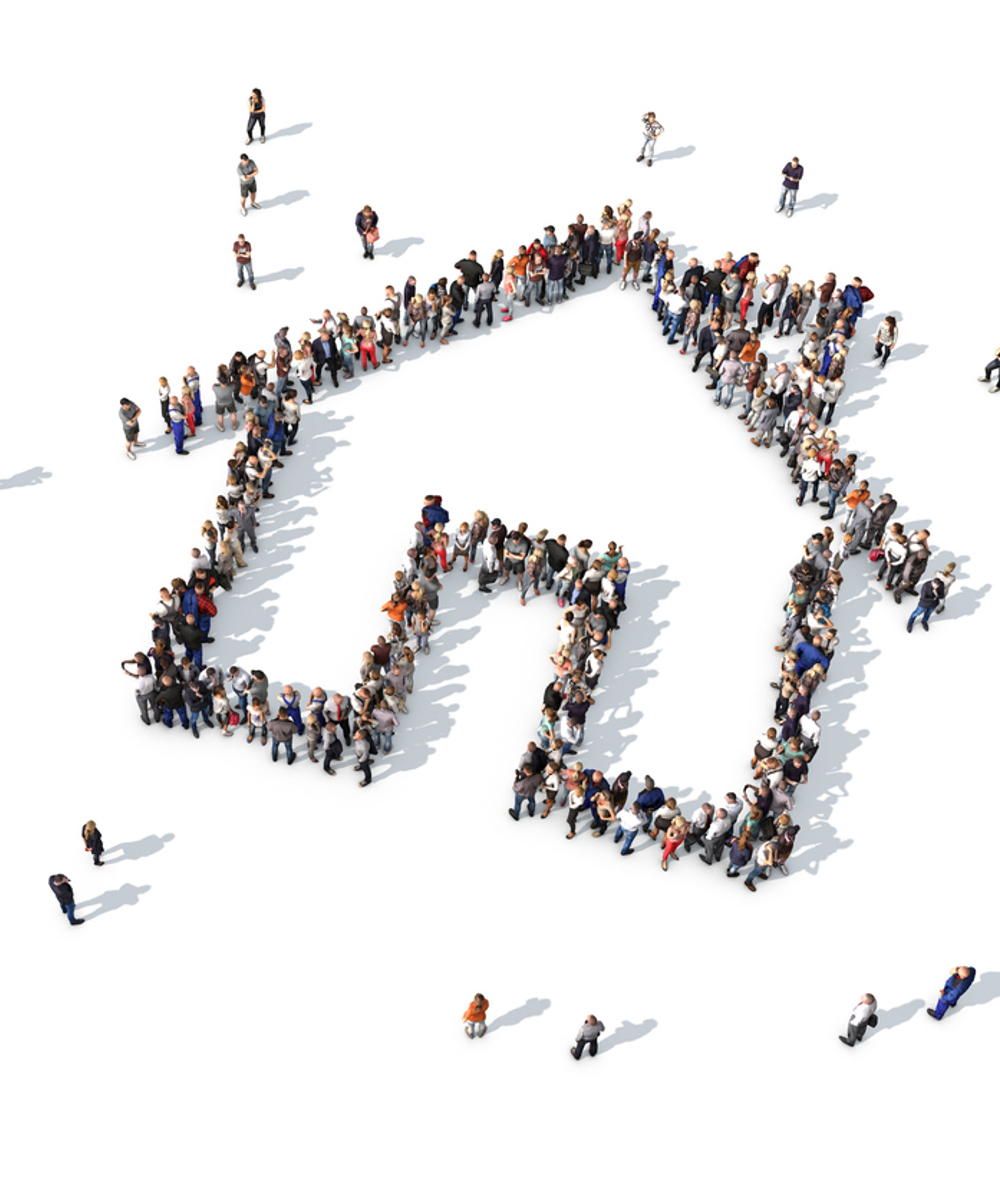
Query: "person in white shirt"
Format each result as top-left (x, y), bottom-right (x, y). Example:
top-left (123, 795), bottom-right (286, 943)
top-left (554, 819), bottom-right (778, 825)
top-left (613, 801), bottom-right (645, 856)
top-left (839, 994), bottom-right (878, 1047)
top-left (755, 274), bottom-right (782, 333)
top-left (933, 562), bottom-right (957, 615)
top-left (744, 839), bottom-right (776, 891)
top-left (228, 665), bottom-right (252, 722)
top-left (798, 710), bottom-right (821, 757)
top-left (699, 808), bottom-right (733, 864)
top-left (637, 112), bottom-right (663, 166)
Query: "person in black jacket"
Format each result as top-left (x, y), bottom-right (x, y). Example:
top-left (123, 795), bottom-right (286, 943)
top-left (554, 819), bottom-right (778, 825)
top-left (184, 679), bottom-right (214, 738)
top-left (453, 252), bottom-right (484, 309)
top-left (49, 874), bottom-right (85, 924)
top-left (156, 674), bottom-right (190, 729)
top-left (543, 534), bottom-right (569, 590)
top-left (174, 614), bottom-right (206, 671)
top-left (449, 276), bottom-right (468, 326)
top-left (81, 821), bottom-right (105, 866)
top-left (861, 493), bottom-right (897, 551)
top-left (356, 206), bottom-right (378, 258)
top-left (692, 320), bottom-right (721, 374)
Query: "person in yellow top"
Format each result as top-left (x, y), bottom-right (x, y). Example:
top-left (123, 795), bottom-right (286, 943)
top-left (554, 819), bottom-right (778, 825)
top-left (463, 994), bottom-right (489, 1039)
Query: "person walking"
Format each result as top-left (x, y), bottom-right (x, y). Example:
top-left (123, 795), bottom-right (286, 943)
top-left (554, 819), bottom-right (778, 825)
top-left (927, 966), bottom-right (976, 1020)
top-left (48, 874), bottom-right (85, 925)
top-left (744, 838), bottom-right (776, 891)
top-left (356, 205), bottom-right (378, 259)
top-left (839, 993), bottom-right (878, 1047)
top-left (637, 112), bottom-right (663, 166)
top-left (81, 821), bottom-right (105, 867)
top-left (463, 993), bottom-right (490, 1039)
top-left (873, 315), bottom-right (898, 366)
top-left (119, 398), bottom-right (145, 461)
top-left (238, 154), bottom-right (261, 216)
top-left (776, 157), bottom-right (803, 217)
top-left (571, 1014), bottom-right (606, 1059)
top-left (246, 89), bottom-right (265, 144)
top-left (234, 233), bottom-right (255, 290)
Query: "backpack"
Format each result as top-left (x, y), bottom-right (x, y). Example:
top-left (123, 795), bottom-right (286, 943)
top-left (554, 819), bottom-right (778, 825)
top-left (858, 285), bottom-right (875, 302)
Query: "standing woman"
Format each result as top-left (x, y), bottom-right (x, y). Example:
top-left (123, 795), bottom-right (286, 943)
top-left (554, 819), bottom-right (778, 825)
top-left (501, 265), bottom-right (516, 321)
top-left (404, 294), bottom-right (427, 348)
top-left (490, 249), bottom-right (505, 296)
top-left (660, 816), bottom-right (689, 871)
top-left (450, 522), bottom-right (472, 571)
top-left (739, 274), bottom-right (757, 324)
top-left (774, 814), bottom-right (800, 874)
top-left (463, 993), bottom-right (489, 1039)
top-left (775, 283), bottom-right (801, 338)
top-left (246, 89), bottom-right (265, 145)
top-left (469, 511), bottom-right (489, 564)
top-left (81, 821), bottom-right (105, 866)
top-left (873, 315), bottom-right (898, 367)
top-left (358, 320), bottom-right (379, 371)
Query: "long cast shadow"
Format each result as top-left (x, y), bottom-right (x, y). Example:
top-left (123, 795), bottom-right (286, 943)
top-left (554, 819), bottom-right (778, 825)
top-left (258, 190), bottom-right (309, 210)
top-left (488, 997), bottom-right (551, 1033)
top-left (264, 123), bottom-right (312, 140)
top-left (872, 998), bottom-right (923, 1034)
top-left (104, 833), bottom-right (175, 862)
top-left (254, 267), bottom-right (305, 284)
top-left (600, 1018), bottom-right (657, 1053)
top-left (0, 465), bottom-right (51, 489)
top-left (961, 971), bottom-right (1000, 1010)
top-left (77, 883), bottom-right (151, 920)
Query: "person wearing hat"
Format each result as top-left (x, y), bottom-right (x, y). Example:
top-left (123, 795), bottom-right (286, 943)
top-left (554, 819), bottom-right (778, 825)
top-left (119, 398), bottom-right (144, 460)
top-left (238, 153), bottom-right (260, 217)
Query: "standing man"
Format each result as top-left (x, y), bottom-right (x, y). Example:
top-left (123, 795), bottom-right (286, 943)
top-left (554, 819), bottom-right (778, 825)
top-left (472, 272), bottom-right (496, 328)
top-left (167, 394), bottom-right (189, 456)
top-left (637, 112), bottom-right (663, 166)
top-left (839, 993), bottom-right (878, 1047)
top-left (238, 153), bottom-right (261, 217)
top-left (776, 157), bottom-right (804, 217)
top-left (454, 251), bottom-right (484, 310)
top-left (119, 397), bottom-right (144, 461)
top-left (927, 966), bottom-right (977, 1020)
top-left (907, 577), bottom-right (945, 633)
top-left (353, 728), bottom-right (372, 786)
top-left (613, 801), bottom-right (644, 856)
top-left (49, 874), bottom-right (85, 925)
top-left (356, 205), bottom-right (378, 259)
top-left (571, 1015), bottom-right (606, 1059)
top-left (268, 706), bottom-right (298, 764)
top-left (234, 233), bottom-right (255, 290)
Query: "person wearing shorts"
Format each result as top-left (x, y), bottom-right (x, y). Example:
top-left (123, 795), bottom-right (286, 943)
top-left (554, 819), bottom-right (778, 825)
top-left (502, 526), bottom-right (530, 585)
top-left (238, 155), bottom-right (260, 216)
top-left (119, 397), bottom-right (144, 460)
top-left (213, 368), bottom-right (239, 431)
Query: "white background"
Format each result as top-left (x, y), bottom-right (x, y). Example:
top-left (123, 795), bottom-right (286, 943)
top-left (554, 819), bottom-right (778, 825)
top-left (3, 3), bottom-right (998, 1196)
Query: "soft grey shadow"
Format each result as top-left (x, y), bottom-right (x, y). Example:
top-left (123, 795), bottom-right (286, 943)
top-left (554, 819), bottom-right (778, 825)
top-left (655, 145), bottom-right (695, 161)
top-left (378, 237), bottom-right (425, 258)
top-left (77, 883), bottom-right (151, 920)
top-left (962, 971), bottom-right (1000, 1010)
top-left (488, 997), bottom-right (551, 1033)
top-left (254, 267), bottom-right (305, 284)
top-left (265, 123), bottom-right (312, 140)
top-left (104, 833), bottom-right (175, 863)
top-left (794, 192), bottom-right (839, 212)
top-left (889, 343), bottom-right (928, 362)
top-left (258, 190), bottom-right (309, 209)
top-left (873, 998), bottom-right (922, 1033)
top-left (0, 466), bottom-right (51, 489)
top-left (600, 1018), bottom-right (657, 1053)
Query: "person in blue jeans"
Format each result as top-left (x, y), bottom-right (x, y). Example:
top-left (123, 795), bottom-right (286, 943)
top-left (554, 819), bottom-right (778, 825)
top-left (508, 768), bottom-right (543, 820)
top-left (185, 680), bottom-right (214, 739)
top-left (49, 874), bottom-right (85, 925)
top-left (167, 395), bottom-right (189, 455)
top-left (715, 353), bottom-right (743, 407)
top-left (157, 674), bottom-right (190, 729)
top-left (927, 965), bottom-right (976, 1020)
top-left (907, 577), bottom-right (945, 632)
top-left (613, 802), bottom-right (644, 855)
top-left (744, 840), bottom-right (776, 892)
top-left (775, 157), bottom-right (803, 217)
top-left (662, 299), bottom-right (686, 343)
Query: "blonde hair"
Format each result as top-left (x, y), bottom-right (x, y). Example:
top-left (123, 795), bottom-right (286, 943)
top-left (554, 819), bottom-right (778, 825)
top-left (83, 820), bottom-right (97, 838)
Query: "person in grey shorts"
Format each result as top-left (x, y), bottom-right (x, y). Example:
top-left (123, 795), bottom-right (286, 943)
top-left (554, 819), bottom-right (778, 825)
top-left (239, 154), bottom-right (260, 216)
top-left (118, 397), bottom-right (144, 460)
top-left (212, 366), bottom-right (239, 431)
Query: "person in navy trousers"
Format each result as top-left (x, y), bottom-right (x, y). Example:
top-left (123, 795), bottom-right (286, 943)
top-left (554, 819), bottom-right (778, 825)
top-left (49, 875), bottom-right (85, 925)
top-left (927, 966), bottom-right (976, 1020)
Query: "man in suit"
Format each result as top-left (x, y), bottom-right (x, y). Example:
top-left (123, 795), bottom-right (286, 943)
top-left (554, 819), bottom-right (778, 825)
top-left (839, 993), bottom-right (878, 1046)
top-left (927, 966), bottom-right (976, 1020)
top-left (49, 874), bottom-right (85, 925)
top-left (860, 493), bottom-right (896, 550)
top-left (700, 807), bottom-right (733, 864)
top-left (313, 330), bottom-right (340, 389)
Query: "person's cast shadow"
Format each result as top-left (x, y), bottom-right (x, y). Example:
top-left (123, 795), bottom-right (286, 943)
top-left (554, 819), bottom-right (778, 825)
top-left (599, 1018), bottom-right (657, 1053)
top-left (76, 883), bottom-right (151, 921)
top-left (0, 465), bottom-right (51, 489)
top-left (103, 833), bottom-right (175, 863)
top-left (487, 997), bottom-right (551, 1033)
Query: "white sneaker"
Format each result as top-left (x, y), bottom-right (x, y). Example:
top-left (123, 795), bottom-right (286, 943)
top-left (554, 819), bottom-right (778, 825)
top-left (991, 385), bottom-right (999, 393)
top-left (775, 205), bottom-right (783, 213)
top-left (619, 280), bottom-right (627, 290)
top-left (126, 449), bottom-right (136, 460)
top-left (245, 137), bottom-right (252, 145)
top-left (786, 208), bottom-right (793, 218)
top-left (632, 280), bottom-right (640, 290)
top-left (978, 376), bottom-right (989, 381)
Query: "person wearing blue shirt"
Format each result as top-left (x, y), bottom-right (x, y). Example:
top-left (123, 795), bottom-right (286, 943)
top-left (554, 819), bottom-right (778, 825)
top-left (927, 966), bottom-right (976, 1020)
top-left (795, 637), bottom-right (830, 675)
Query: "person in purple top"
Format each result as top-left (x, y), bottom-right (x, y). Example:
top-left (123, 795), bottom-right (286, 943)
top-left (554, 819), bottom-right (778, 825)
top-left (776, 157), bottom-right (803, 218)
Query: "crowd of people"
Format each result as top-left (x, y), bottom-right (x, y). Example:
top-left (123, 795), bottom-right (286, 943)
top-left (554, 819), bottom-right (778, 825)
top-left (119, 184), bottom-right (961, 883)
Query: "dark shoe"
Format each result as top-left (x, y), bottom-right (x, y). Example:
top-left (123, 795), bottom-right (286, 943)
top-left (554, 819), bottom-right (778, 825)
top-left (324, 767), bottom-right (337, 776)
top-left (922, 622), bottom-right (930, 631)
top-left (288, 752), bottom-right (297, 765)
top-left (508, 808), bottom-right (519, 821)
top-left (71, 918), bottom-right (85, 925)
top-left (839, 1036), bottom-right (853, 1046)
top-left (177, 449), bottom-right (189, 455)
top-left (250, 282), bottom-right (256, 290)
top-left (192, 724), bottom-right (200, 738)
top-left (203, 637), bottom-right (215, 644)
top-left (699, 854), bottom-right (711, 864)
top-left (926, 1008), bottom-right (939, 1019)
top-left (479, 586), bottom-right (492, 593)
top-left (906, 624), bottom-right (913, 633)
top-left (140, 714), bottom-right (151, 726)
top-left (621, 848), bottom-right (634, 856)
top-left (745, 880), bottom-right (756, 892)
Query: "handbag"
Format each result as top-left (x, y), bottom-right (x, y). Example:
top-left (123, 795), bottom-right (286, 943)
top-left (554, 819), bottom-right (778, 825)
top-left (868, 548), bottom-right (884, 562)
top-left (365, 227), bottom-right (380, 244)
top-left (868, 1013), bottom-right (878, 1027)
top-left (579, 261), bottom-right (596, 277)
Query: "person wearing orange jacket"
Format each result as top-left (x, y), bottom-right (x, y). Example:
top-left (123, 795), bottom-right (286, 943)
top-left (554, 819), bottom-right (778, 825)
top-left (463, 994), bottom-right (489, 1039)
top-left (841, 480), bottom-right (871, 535)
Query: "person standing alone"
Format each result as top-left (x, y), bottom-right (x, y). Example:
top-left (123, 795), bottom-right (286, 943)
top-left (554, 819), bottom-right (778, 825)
top-left (927, 966), bottom-right (976, 1021)
top-left (839, 993), bottom-right (877, 1047)
top-left (463, 994), bottom-right (490, 1039)
top-left (81, 821), bottom-right (105, 867)
top-left (234, 233), bottom-right (255, 290)
top-left (238, 154), bottom-right (261, 216)
top-left (637, 112), bottom-right (663, 166)
top-left (571, 1014), bottom-right (605, 1059)
top-left (119, 397), bottom-right (144, 461)
top-left (48, 874), bottom-right (85, 925)
top-left (776, 157), bottom-right (804, 218)
top-left (246, 88), bottom-right (265, 144)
